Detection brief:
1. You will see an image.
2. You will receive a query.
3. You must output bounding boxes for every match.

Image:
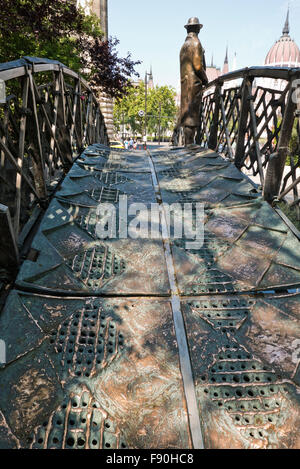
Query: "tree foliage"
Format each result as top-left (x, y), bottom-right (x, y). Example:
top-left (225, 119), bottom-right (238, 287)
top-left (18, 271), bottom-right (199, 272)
top-left (80, 37), bottom-right (140, 99)
top-left (114, 82), bottom-right (146, 135)
top-left (114, 82), bottom-right (178, 136)
top-left (147, 85), bottom-right (178, 136)
top-left (0, 0), bottom-right (140, 98)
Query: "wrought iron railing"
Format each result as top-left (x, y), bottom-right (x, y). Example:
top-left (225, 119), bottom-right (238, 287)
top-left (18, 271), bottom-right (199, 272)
top-left (175, 66), bottom-right (300, 219)
top-left (0, 57), bottom-right (109, 272)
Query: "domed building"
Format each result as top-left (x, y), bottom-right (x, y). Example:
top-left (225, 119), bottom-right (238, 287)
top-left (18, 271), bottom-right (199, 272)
top-left (265, 9), bottom-right (300, 68)
top-left (262, 9), bottom-right (300, 91)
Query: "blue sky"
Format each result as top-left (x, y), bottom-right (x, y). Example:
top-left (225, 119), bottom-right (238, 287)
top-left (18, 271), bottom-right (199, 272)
top-left (109, 0), bottom-right (300, 91)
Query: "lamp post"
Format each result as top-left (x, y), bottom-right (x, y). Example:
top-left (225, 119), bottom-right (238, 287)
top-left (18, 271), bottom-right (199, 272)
top-left (158, 102), bottom-right (162, 146)
top-left (122, 112), bottom-right (125, 140)
top-left (144, 70), bottom-right (152, 142)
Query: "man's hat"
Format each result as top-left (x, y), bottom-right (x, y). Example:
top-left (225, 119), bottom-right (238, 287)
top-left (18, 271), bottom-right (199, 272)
top-left (184, 17), bottom-right (203, 30)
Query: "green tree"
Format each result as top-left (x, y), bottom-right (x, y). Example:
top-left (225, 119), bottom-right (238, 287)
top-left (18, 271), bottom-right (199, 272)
top-left (289, 121), bottom-right (299, 159)
top-left (0, 0), bottom-right (101, 72)
top-left (275, 118), bottom-right (300, 166)
top-left (0, 1), bottom-right (140, 98)
top-left (114, 82), bottom-right (178, 138)
top-left (113, 81), bottom-right (146, 136)
top-left (147, 85), bottom-right (177, 138)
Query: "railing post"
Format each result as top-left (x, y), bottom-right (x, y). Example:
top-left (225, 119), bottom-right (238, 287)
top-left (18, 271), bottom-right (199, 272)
top-left (27, 69), bottom-right (48, 201)
top-left (83, 92), bottom-right (93, 147)
top-left (0, 204), bottom-right (19, 271)
top-left (219, 91), bottom-right (234, 160)
top-left (264, 80), bottom-right (297, 202)
top-left (56, 69), bottom-right (73, 168)
top-left (70, 78), bottom-right (80, 150)
top-left (208, 83), bottom-right (222, 151)
top-left (14, 74), bottom-right (29, 236)
top-left (0, 102), bottom-right (9, 202)
top-left (247, 80), bottom-right (265, 186)
top-left (235, 77), bottom-right (251, 169)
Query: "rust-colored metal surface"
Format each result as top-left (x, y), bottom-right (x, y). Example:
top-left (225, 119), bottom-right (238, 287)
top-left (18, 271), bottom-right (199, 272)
top-left (16, 200), bottom-right (169, 296)
top-left (155, 147), bottom-right (300, 294)
top-left (181, 293), bottom-right (300, 449)
top-left (15, 145), bottom-right (169, 296)
top-left (0, 292), bottom-right (190, 449)
top-left (0, 144), bottom-right (299, 449)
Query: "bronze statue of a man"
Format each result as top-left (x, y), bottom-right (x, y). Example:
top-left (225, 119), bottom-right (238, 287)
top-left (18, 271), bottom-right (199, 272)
top-left (180, 17), bottom-right (208, 145)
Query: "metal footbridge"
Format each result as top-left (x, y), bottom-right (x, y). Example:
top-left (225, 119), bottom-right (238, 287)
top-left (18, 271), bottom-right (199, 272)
top-left (0, 58), bottom-right (300, 449)
top-left (1, 142), bottom-right (300, 449)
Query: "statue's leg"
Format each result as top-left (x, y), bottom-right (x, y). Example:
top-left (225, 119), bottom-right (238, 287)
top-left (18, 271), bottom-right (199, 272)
top-left (184, 126), bottom-right (195, 145)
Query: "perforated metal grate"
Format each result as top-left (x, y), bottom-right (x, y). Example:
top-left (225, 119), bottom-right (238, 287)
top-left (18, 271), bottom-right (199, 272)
top-left (65, 245), bottom-right (126, 289)
top-left (158, 168), bottom-right (184, 178)
top-left (184, 270), bottom-right (237, 294)
top-left (75, 210), bottom-right (99, 239)
top-left (187, 297), bottom-right (252, 331)
top-left (29, 390), bottom-right (127, 449)
top-left (198, 341), bottom-right (293, 446)
top-left (50, 303), bottom-right (124, 378)
top-left (94, 171), bottom-right (132, 186)
top-left (87, 187), bottom-right (121, 204)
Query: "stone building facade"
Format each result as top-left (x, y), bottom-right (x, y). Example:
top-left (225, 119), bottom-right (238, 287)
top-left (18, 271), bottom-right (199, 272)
top-left (77, 0), bottom-right (114, 140)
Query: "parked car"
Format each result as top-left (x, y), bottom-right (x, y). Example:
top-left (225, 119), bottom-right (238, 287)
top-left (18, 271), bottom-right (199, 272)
top-left (110, 140), bottom-right (124, 149)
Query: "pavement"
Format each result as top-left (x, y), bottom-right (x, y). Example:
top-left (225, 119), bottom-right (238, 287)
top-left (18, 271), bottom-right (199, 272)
top-left (0, 144), bottom-right (299, 449)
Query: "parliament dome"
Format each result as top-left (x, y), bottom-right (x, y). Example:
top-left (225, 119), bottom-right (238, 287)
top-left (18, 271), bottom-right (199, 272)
top-left (265, 10), bottom-right (300, 67)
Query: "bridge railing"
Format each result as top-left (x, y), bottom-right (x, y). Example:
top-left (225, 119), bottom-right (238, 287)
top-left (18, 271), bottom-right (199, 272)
top-left (0, 57), bottom-right (109, 272)
top-left (175, 67), bottom-right (300, 219)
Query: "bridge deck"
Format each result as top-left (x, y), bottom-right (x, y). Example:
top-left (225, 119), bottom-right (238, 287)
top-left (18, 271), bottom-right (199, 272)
top-left (0, 144), bottom-right (299, 449)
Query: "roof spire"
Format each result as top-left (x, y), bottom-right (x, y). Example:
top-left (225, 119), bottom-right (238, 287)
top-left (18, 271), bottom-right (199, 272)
top-left (224, 45), bottom-right (228, 64)
top-left (283, 6), bottom-right (290, 36)
top-left (211, 54), bottom-right (214, 67)
top-left (222, 45), bottom-right (229, 75)
top-left (149, 64), bottom-right (153, 79)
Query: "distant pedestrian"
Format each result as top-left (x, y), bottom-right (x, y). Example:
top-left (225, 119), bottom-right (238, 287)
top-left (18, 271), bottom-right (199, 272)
top-left (129, 138), bottom-right (134, 150)
top-left (124, 139), bottom-right (129, 150)
top-left (133, 140), bottom-right (137, 150)
top-left (143, 135), bottom-right (147, 150)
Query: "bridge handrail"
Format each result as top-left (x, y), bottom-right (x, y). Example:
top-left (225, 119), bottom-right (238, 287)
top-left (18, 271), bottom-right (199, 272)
top-left (205, 66), bottom-right (300, 89)
top-left (0, 57), bottom-right (109, 272)
top-left (0, 57), bottom-right (91, 92)
top-left (174, 66), bottom-right (300, 222)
